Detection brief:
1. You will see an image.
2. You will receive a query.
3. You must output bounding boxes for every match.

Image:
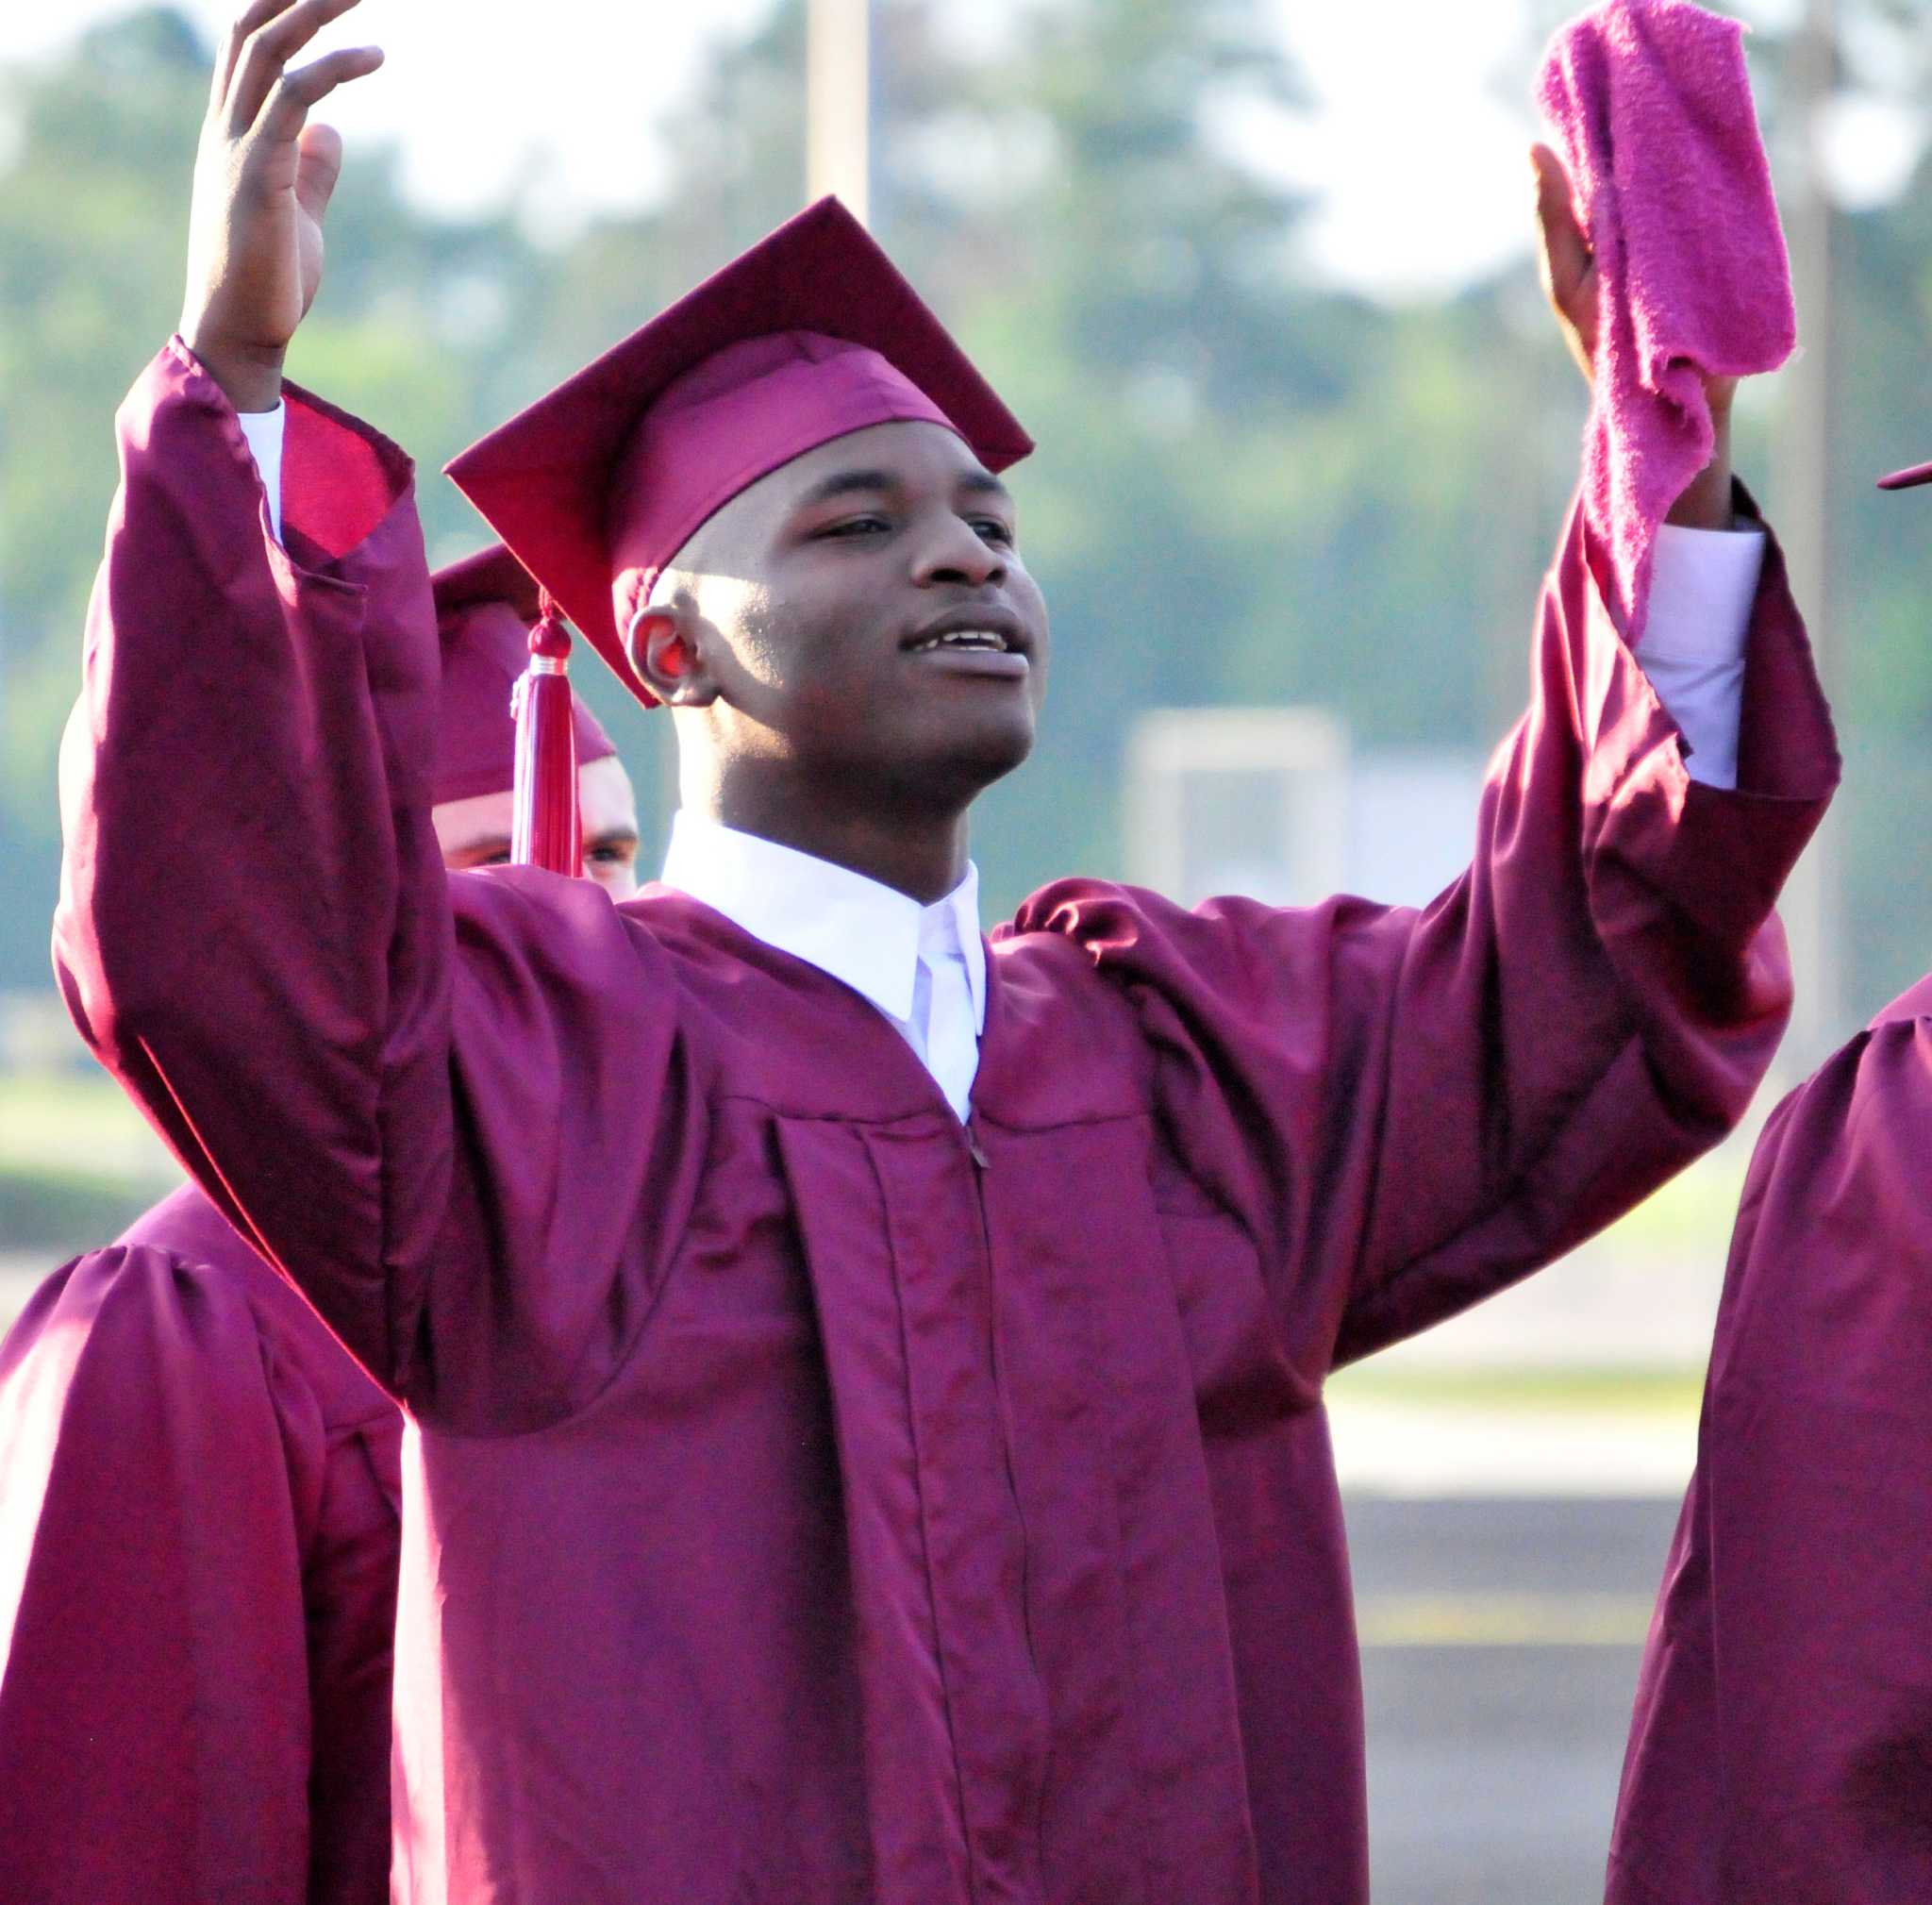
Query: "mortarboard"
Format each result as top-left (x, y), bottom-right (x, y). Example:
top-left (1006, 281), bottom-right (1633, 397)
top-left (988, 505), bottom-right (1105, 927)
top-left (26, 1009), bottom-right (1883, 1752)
top-left (432, 539), bottom-right (542, 627)
top-left (430, 545), bottom-right (616, 879)
top-left (444, 196), bottom-right (1033, 712)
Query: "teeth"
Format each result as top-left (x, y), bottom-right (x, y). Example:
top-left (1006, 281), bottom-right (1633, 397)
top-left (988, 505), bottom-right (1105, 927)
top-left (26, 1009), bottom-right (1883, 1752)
top-left (911, 628), bottom-right (1009, 653)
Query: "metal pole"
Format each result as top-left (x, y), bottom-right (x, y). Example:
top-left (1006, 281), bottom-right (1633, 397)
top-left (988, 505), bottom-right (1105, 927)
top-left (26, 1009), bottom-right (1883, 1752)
top-left (1775, 0), bottom-right (1840, 1067)
top-left (807, 0), bottom-right (871, 226)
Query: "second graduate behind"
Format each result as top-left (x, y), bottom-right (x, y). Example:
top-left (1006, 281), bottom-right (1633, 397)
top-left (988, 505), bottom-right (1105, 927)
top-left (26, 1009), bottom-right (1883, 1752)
top-left (58, 4), bottom-right (1837, 1902)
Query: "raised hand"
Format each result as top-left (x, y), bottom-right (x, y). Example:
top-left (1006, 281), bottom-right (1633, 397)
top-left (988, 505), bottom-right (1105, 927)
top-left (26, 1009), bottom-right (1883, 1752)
top-left (180, 0), bottom-right (384, 412)
top-left (1531, 141), bottom-right (1740, 414)
top-left (1532, 142), bottom-right (1601, 388)
top-left (1531, 140), bottom-right (1736, 527)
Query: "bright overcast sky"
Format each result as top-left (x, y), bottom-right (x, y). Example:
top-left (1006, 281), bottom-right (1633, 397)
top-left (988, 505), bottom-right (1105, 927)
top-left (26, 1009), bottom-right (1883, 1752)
top-left (3, 0), bottom-right (1920, 301)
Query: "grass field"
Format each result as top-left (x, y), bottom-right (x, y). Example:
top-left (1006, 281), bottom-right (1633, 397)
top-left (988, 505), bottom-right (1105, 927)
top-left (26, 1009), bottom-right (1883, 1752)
top-left (0, 1070), bottom-right (174, 1180)
top-left (0, 1070), bottom-right (175, 1257)
top-left (1327, 1362), bottom-right (1705, 1415)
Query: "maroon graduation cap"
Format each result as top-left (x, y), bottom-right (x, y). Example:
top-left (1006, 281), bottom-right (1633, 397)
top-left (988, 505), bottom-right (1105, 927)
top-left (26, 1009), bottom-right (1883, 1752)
top-left (431, 540), bottom-right (542, 627)
top-left (428, 544), bottom-right (616, 877)
top-left (444, 195), bottom-right (1034, 713)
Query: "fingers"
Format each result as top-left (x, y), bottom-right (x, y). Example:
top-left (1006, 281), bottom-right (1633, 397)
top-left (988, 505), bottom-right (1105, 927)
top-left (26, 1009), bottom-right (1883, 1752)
top-left (1530, 142), bottom-right (1591, 309)
top-left (211, 0), bottom-right (299, 110)
top-left (257, 44), bottom-right (385, 149)
top-left (227, 0), bottom-right (367, 136)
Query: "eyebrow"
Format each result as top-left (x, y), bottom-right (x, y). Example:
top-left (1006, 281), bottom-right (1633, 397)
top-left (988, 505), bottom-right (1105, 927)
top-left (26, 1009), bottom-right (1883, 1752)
top-left (958, 471), bottom-right (1011, 503)
top-left (798, 468), bottom-right (900, 508)
top-left (587, 827), bottom-right (641, 854)
top-left (796, 466), bottom-right (1013, 510)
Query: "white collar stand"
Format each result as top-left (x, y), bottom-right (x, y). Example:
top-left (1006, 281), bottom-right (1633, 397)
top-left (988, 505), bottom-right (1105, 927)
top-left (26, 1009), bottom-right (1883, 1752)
top-left (659, 811), bottom-right (986, 1032)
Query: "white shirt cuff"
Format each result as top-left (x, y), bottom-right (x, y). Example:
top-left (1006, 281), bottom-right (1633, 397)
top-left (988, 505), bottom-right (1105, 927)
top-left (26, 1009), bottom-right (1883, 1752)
top-left (235, 401), bottom-right (287, 545)
top-left (1634, 524), bottom-right (1766, 791)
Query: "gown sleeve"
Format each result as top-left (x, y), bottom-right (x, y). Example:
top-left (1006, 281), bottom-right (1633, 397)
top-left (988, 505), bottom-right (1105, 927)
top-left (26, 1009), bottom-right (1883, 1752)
top-left (1608, 988), bottom-right (1932, 1903)
top-left (1011, 494), bottom-right (1837, 1378)
top-left (53, 343), bottom-right (707, 1432)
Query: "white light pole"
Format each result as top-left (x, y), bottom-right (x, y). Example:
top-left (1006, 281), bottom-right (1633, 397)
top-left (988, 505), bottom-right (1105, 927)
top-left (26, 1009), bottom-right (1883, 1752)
top-left (807, 0), bottom-right (871, 226)
top-left (1776, 0), bottom-right (1840, 1066)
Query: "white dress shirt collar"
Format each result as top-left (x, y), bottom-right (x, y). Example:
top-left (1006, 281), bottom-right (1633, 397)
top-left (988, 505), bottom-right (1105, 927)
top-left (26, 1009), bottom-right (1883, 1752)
top-left (658, 811), bottom-right (986, 1032)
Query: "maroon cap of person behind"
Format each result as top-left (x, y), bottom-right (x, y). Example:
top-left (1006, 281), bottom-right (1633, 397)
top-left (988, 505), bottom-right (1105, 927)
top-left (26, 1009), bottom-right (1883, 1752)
top-left (430, 543), bottom-right (616, 807)
top-left (444, 196), bottom-right (1034, 711)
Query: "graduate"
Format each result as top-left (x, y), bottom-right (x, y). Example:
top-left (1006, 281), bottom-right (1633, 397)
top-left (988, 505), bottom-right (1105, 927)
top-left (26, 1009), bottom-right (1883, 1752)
top-left (1603, 470), bottom-right (1932, 1904)
top-left (0, 547), bottom-right (636, 1905)
top-left (56, 3), bottom-right (1838, 1900)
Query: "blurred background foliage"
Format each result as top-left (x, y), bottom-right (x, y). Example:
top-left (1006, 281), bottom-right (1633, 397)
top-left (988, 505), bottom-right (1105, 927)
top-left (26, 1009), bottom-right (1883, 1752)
top-left (3, 1), bottom-right (1931, 1246)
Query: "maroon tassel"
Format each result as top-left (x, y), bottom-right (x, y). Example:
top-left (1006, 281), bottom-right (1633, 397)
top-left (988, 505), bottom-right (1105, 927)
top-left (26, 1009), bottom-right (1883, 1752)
top-left (510, 592), bottom-right (582, 877)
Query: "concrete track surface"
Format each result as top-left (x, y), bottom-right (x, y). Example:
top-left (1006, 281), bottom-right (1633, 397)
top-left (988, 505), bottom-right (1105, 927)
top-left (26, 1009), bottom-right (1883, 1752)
top-left (1349, 1495), bottom-right (1681, 1905)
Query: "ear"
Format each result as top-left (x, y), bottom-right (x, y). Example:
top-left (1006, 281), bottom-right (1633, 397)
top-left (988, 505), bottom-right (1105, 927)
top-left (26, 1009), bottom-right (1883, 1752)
top-left (626, 595), bottom-right (723, 707)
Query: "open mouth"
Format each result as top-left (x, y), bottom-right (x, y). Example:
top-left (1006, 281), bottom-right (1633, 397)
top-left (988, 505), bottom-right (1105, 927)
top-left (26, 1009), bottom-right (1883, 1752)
top-left (907, 627), bottom-right (1013, 655)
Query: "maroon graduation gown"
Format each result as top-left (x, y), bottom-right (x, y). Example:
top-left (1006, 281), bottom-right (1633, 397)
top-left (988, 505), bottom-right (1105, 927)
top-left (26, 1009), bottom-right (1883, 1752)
top-left (54, 341), bottom-right (1836, 1904)
top-left (0, 1183), bottom-right (402, 1903)
top-left (1607, 976), bottom-right (1932, 1904)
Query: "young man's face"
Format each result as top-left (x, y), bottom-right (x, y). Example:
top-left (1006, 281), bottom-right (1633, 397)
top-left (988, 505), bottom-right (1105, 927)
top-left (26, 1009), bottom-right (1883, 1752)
top-left (649, 419), bottom-right (1051, 810)
top-left (432, 754), bottom-right (642, 896)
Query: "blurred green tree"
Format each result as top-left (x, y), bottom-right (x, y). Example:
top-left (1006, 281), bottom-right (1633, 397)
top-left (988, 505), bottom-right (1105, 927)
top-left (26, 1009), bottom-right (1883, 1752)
top-left (0, 8), bottom-right (632, 994)
top-left (1, 9), bottom-right (208, 961)
top-left (589, 0), bottom-right (1579, 899)
top-left (4, 0), bottom-right (1929, 1030)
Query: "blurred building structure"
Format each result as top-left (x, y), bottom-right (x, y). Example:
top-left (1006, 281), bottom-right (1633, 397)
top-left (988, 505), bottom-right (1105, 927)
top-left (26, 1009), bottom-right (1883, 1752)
top-left (1126, 704), bottom-right (1481, 911)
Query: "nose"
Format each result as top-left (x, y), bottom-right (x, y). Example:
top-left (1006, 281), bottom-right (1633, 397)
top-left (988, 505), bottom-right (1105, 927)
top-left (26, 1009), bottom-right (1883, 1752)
top-left (911, 512), bottom-right (1008, 590)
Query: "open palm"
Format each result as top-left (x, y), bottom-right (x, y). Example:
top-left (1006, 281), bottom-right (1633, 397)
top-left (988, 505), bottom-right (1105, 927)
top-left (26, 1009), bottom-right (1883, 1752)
top-left (180, 0), bottom-right (383, 410)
